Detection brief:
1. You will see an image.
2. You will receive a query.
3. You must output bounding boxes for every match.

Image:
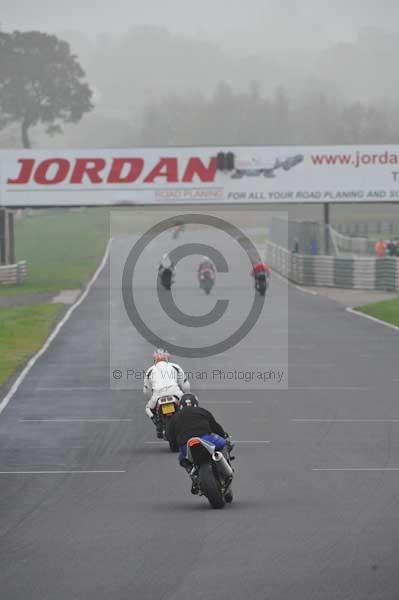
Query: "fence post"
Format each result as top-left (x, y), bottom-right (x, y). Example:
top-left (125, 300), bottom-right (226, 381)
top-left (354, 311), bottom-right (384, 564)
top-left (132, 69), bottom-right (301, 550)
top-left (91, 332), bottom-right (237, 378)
top-left (0, 208), bottom-right (6, 265)
top-left (8, 211), bottom-right (15, 264)
top-left (323, 203), bottom-right (330, 255)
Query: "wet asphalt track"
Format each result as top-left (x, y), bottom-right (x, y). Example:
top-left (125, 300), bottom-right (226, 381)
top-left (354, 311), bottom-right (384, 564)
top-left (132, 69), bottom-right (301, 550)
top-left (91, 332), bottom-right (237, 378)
top-left (1, 232), bottom-right (399, 600)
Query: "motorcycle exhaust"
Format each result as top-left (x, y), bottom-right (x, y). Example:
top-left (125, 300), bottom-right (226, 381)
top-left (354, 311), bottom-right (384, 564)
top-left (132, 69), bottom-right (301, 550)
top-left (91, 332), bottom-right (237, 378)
top-left (212, 452), bottom-right (233, 478)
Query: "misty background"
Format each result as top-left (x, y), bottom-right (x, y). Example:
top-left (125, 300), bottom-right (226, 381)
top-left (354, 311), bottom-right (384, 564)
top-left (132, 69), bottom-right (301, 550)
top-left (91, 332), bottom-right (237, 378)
top-left (1, 0), bottom-right (399, 148)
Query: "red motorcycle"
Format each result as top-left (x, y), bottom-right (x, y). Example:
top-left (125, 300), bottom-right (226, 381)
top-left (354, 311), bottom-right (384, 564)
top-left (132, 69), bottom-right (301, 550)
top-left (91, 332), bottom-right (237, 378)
top-left (173, 223), bottom-right (185, 239)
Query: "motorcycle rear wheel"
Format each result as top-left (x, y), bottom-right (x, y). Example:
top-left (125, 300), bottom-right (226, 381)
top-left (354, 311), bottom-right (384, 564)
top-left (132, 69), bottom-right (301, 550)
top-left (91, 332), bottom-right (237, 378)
top-left (224, 488), bottom-right (233, 503)
top-left (164, 420), bottom-right (179, 452)
top-left (199, 463), bottom-right (225, 509)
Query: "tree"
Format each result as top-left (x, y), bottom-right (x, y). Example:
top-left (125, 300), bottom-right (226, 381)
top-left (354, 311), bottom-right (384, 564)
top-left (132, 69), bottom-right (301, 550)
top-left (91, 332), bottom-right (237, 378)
top-left (0, 30), bottom-right (93, 148)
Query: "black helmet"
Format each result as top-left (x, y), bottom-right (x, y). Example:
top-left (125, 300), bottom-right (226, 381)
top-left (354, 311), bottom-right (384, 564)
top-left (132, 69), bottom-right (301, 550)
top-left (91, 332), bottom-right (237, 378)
top-left (180, 393), bottom-right (199, 409)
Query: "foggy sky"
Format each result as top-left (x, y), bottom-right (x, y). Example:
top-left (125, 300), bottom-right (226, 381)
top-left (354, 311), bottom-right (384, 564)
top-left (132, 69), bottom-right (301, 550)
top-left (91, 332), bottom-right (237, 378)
top-left (1, 0), bottom-right (399, 43)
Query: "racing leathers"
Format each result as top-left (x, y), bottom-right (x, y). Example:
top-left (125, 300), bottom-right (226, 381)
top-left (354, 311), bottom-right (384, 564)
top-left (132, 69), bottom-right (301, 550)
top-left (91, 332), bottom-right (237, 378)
top-left (168, 406), bottom-right (228, 464)
top-left (198, 260), bottom-right (216, 278)
top-left (158, 254), bottom-right (173, 273)
top-left (251, 262), bottom-right (272, 277)
top-left (143, 361), bottom-right (190, 420)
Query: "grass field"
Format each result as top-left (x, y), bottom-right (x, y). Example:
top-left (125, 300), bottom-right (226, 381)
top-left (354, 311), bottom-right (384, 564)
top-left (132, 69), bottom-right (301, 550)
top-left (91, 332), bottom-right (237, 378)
top-left (356, 298), bottom-right (399, 327)
top-left (0, 208), bottom-right (109, 296)
top-left (0, 304), bottom-right (64, 387)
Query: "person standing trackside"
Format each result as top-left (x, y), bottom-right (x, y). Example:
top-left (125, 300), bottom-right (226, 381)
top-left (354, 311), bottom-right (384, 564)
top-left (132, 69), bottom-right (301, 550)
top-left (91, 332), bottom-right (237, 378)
top-left (375, 239), bottom-right (387, 258)
top-left (387, 239), bottom-right (398, 257)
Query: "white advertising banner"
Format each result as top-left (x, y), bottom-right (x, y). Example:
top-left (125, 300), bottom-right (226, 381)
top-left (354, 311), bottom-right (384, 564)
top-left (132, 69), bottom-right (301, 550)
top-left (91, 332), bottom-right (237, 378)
top-left (1, 145), bottom-right (399, 206)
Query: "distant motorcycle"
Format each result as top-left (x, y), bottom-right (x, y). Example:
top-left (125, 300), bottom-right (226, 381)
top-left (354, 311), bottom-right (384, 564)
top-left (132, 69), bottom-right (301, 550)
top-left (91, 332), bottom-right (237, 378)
top-left (199, 268), bottom-right (215, 295)
top-left (173, 223), bottom-right (185, 239)
top-left (185, 436), bottom-right (234, 509)
top-left (158, 267), bottom-right (174, 291)
top-left (156, 395), bottom-right (180, 452)
top-left (255, 273), bottom-right (268, 296)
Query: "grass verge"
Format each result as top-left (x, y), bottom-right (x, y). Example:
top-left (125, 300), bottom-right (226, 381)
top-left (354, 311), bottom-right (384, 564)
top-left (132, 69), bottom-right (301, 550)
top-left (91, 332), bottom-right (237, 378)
top-left (355, 298), bottom-right (399, 327)
top-left (0, 304), bottom-right (64, 387)
top-left (0, 208), bottom-right (109, 296)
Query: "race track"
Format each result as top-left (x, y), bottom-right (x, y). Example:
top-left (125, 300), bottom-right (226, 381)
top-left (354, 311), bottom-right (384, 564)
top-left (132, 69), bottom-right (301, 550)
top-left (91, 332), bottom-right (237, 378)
top-left (1, 228), bottom-right (399, 600)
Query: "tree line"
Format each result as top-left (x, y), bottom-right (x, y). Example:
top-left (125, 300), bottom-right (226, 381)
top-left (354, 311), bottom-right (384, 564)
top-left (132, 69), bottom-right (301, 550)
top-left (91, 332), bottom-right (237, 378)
top-left (1, 27), bottom-right (399, 148)
top-left (138, 82), bottom-right (399, 146)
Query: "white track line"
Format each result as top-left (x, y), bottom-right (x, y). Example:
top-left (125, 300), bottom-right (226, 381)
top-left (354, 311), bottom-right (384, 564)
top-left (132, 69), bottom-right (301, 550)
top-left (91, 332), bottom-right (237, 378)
top-left (360, 354), bottom-right (398, 358)
top-left (286, 386), bottom-right (371, 391)
top-left (293, 419), bottom-right (399, 423)
top-left (0, 470), bottom-right (125, 475)
top-left (20, 418), bottom-right (132, 423)
top-left (145, 440), bottom-right (270, 445)
top-left (35, 387), bottom-right (109, 392)
top-left (313, 468), bottom-right (399, 472)
top-left (232, 440), bottom-right (270, 444)
top-left (0, 239), bottom-right (113, 417)
top-left (272, 271), bottom-right (318, 295)
top-left (293, 284), bottom-right (318, 296)
top-left (204, 401), bottom-right (253, 405)
top-left (289, 363), bottom-right (336, 368)
top-left (346, 307), bottom-right (399, 332)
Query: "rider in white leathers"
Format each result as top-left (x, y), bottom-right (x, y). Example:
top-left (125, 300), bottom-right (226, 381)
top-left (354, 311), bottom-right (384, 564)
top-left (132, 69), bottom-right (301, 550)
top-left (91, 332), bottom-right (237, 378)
top-left (158, 253), bottom-right (173, 273)
top-left (144, 349), bottom-right (190, 436)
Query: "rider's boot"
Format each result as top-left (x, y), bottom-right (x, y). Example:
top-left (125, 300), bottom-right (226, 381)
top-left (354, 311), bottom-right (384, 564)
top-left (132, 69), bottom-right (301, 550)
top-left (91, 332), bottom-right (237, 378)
top-left (189, 467), bottom-right (200, 495)
top-left (152, 417), bottom-right (164, 439)
top-left (179, 459), bottom-right (199, 494)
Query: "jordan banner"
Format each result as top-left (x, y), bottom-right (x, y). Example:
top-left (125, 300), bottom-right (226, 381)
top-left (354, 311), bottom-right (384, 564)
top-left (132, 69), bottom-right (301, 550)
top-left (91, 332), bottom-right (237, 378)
top-left (1, 145), bottom-right (399, 206)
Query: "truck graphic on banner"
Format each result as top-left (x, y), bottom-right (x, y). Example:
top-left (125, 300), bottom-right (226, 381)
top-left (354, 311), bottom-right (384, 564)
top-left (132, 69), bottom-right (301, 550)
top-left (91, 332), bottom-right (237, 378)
top-left (231, 154), bottom-right (304, 179)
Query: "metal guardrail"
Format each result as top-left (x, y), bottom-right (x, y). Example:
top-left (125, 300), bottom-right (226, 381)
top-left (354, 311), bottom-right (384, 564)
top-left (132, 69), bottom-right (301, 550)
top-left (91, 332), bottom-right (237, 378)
top-left (334, 221), bottom-right (399, 236)
top-left (265, 241), bottom-right (399, 291)
top-left (0, 261), bottom-right (28, 285)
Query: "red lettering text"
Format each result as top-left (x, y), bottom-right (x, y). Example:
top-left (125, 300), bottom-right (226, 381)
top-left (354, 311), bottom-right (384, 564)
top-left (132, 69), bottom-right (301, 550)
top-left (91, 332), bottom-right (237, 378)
top-left (8, 159), bottom-right (35, 184)
top-left (34, 159), bottom-right (70, 185)
top-left (182, 157), bottom-right (217, 183)
top-left (70, 158), bottom-right (106, 184)
top-left (144, 158), bottom-right (178, 183)
top-left (107, 158), bottom-right (144, 184)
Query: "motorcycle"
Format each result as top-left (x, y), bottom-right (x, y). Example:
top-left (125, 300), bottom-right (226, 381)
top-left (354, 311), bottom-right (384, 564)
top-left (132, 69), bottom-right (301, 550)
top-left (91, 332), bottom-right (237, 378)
top-left (199, 268), bottom-right (215, 295)
top-left (158, 267), bottom-right (174, 291)
top-left (173, 223), bottom-right (184, 239)
top-left (185, 436), bottom-right (234, 509)
top-left (255, 273), bottom-right (268, 296)
top-left (156, 395), bottom-right (180, 452)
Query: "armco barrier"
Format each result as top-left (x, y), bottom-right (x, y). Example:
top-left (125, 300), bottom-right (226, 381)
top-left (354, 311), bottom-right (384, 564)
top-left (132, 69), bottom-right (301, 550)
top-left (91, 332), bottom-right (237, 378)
top-left (313, 256), bottom-right (335, 286)
top-left (352, 259), bottom-right (376, 290)
top-left (334, 258), bottom-right (354, 288)
top-left (0, 261), bottom-right (27, 285)
top-left (335, 220), bottom-right (399, 236)
top-left (265, 241), bottom-right (399, 291)
top-left (375, 258), bottom-right (397, 291)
